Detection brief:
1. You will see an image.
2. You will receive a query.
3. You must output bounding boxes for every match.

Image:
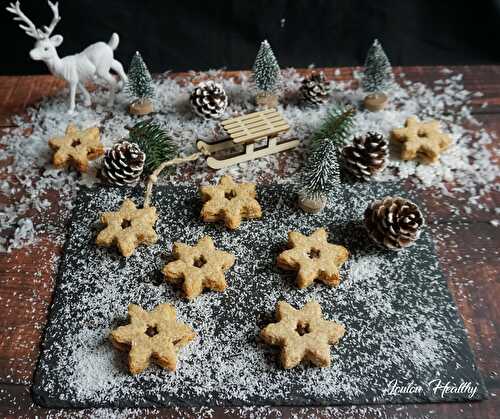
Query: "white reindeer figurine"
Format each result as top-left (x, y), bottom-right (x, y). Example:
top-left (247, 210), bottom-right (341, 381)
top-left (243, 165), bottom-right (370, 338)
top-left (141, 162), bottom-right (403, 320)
top-left (7, 1), bottom-right (128, 114)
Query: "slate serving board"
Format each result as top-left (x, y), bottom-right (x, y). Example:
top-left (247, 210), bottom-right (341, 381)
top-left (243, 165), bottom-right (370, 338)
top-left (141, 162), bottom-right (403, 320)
top-left (32, 182), bottom-right (487, 408)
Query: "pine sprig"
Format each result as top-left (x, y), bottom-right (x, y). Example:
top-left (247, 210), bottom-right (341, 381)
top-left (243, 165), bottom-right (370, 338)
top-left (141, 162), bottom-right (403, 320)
top-left (127, 120), bottom-right (178, 174)
top-left (126, 51), bottom-right (155, 101)
top-left (312, 105), bottom-right (356, 148)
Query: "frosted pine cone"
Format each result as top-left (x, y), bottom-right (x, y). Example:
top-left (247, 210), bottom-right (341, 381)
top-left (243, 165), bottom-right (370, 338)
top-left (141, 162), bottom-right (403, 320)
top-left (101, 141), bottom-right (145, 186)
top-left (342, 132), bottom-right (388, 180)
top-left (190, 81), bottom-right (228, 119)
top-left (300, 72), bottom-right (330, 105)
top-left (364, 196), bottom-right (425, 251)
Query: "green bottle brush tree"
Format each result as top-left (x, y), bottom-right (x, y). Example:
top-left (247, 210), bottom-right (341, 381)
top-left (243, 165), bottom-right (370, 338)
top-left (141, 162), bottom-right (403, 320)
top-left (298, 105), bottom-right (356, 213)
top-left (252, 40), bottom-right (281, 108)
top-left (362, 39), bottom-right (394, 112)
top-left (127, 51), bottom-right (156, 115)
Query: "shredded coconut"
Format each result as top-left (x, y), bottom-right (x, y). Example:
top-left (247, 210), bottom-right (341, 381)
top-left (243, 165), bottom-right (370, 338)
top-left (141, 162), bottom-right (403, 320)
top-left (0, 68), bottom-right (498, 252)
top-left (0, 68), bottom-right (496, 415)
top-left (32, 183), bottom-right (485, 407)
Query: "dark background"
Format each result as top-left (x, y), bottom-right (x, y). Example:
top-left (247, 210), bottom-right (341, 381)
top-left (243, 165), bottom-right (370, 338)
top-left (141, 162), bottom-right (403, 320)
top-left (2, 0), bottom-right (500, 75)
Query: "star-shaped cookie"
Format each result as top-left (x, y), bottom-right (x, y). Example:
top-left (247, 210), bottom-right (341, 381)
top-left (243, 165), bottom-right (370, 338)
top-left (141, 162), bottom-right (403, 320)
top-left (163, 236), bottom-right (235, 299)
top-left (48, 123), bottom-right (104, 172)
top-left (277, 228), bottom-right (349, 288)
top-left (391, 116), bottom-right (452, 163)
top-left (96, 198), bottom-right (158, 257)
top-left (260, 300), bottom-right (345, 368)
top-left (200, 175), bottom-right (262, 229)
top-left (110, 303), bottom-right (196, 374)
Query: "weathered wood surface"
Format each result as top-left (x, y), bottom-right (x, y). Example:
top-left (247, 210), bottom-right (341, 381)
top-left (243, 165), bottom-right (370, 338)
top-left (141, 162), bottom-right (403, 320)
top-left (0, 66), bottom-right (498, 418)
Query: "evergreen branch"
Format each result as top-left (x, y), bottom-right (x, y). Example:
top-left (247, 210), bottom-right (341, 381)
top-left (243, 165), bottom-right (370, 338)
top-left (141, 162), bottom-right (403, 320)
top-left (312, 105), bottom-right (356, 147)
top-left (128, 120), bottom-right (178, 174)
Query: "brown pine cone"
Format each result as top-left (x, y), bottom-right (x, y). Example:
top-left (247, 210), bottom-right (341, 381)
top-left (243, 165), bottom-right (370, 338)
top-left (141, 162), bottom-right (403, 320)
top-left (300, 72), bottom-right (330, 105)
top-left (101, 141), bottom-right (145, 186)
top-left (342, 132), bottom-right (388, 181)
top-left (190, 81), bottom-right (228, 119)
top-left (364, 196), bottom-right (425, 251)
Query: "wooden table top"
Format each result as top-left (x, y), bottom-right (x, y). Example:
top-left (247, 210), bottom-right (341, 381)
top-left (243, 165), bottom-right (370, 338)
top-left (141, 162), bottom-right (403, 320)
top-left (0, 66), bottom-right (498, 418)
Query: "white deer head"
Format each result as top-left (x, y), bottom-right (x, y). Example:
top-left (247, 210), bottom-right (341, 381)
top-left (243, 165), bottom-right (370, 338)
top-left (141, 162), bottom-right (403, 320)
top-left (7, 1), bottom-right (63, 62)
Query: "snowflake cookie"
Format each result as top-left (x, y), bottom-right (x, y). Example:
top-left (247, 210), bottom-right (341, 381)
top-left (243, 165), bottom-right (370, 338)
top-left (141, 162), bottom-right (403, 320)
top-left (260, 300), bottom-right (345, 369)
top-left (391, 116), bottom-right (452, 163)
top-left (96, 198), bottom-right (158, 257)
top-left (200, 175), bottom-right (262, 229)
top-left (163, 236), bottom-right (235, 299)
top-left (48, 123), bottom-right (104, 172)
top-left (110, 303), bottom-right (196, 374)
top-left (277, 228), bottom-right (349, 288)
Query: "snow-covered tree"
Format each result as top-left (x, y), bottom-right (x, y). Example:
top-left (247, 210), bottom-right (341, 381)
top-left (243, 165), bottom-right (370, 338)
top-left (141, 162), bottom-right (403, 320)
top-left (299, 138), bottom-right (341, 201)
top-left (126, 51), bottom-right (155, 102)
top-left (299, 106), bottom-right (355, 202)
top-left (252, 40), bottom-right (281, 94)
top-left (362, 39), bottom-right (394, 94)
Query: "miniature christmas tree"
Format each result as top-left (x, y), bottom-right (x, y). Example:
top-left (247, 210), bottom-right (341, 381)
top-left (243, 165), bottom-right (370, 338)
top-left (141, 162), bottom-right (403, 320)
top-left (298, 105), bottom-right (356, 213)
top-left (362, 39), bottom-right (394, 112)
top-left (128, 120), bottom-right (177, 173)
top-left (127, 51), bottom-right (156, 115)
top-left (252, 40), bottom-right (281, 107)
top-left (298, 139), bottom-right (341, 208)
top-left (362, 39), bottom-right (394, 93)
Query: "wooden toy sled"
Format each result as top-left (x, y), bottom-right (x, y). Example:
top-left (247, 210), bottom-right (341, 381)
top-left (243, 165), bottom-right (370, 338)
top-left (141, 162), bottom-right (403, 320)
top-left (197, 108), bottom-right (299, 169)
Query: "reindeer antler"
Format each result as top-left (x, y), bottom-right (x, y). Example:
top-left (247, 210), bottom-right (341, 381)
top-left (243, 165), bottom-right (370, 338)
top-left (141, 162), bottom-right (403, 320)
top-left (6, 1), bottom-right (60, 40)
top-left (6, 1), bottom-right (43, 40)
top-left (40, 1), bottom-right (60, 38)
